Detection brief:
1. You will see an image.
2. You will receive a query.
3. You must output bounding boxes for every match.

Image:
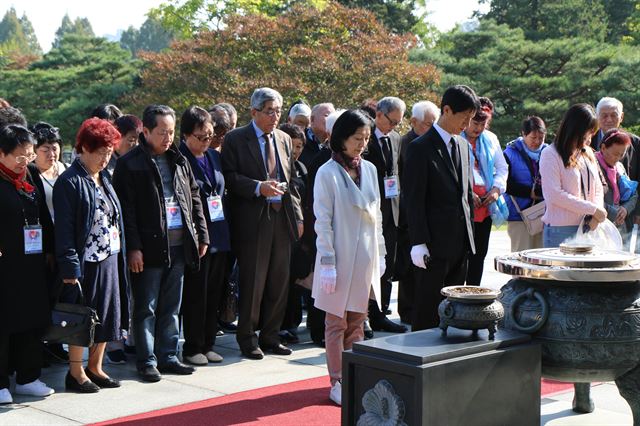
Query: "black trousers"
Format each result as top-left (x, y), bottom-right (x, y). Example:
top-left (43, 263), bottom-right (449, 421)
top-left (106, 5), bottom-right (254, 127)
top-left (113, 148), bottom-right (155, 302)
top-left (412, 252), bottom-right (468, 331)
top-left (466, 216), bottom-right (492, 286)
top-left (280, 280), bottom-right (303, 332)
top-left (235, 208), bottom-right (291, 351)
top-left (303, 289), bottom-right (326, 343)
top-left (395, 225), bottom-right (413, 323)
top-left (182, 251), bottom-right (228, 356)
top-left (0, 330), bottom-right (42, 389)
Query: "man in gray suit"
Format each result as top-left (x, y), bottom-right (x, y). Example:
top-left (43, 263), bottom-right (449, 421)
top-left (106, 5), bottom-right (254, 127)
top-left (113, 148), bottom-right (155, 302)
top-left (221, 88), bottom-right (303, 359)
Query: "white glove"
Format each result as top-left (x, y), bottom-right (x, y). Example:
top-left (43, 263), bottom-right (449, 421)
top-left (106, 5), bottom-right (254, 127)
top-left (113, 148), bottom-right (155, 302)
top-left (319, 265), bottom-right (337, 294)
top-left (410, 244), bottom-right (430, 269)
top-left (379, 256), bottom-right (386, 277)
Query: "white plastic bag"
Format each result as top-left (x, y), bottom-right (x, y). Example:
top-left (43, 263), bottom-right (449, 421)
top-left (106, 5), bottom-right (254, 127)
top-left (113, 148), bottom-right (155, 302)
top-left (573, 218), bottom-right (623, 251)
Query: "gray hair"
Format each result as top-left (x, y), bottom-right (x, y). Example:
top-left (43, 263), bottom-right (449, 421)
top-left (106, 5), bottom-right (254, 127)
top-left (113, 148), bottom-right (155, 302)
top-left (325, 109), bottom-right (346, 136)
top-left (311, 103), bottom-right (335, 118)
top-left (412, 100), bottom-right (440, 121)
top-left (377, 96), bottom-right (406, 115)
top-left (596, 97), bottom-right (623, 116)
top-left (250, 88), bottom-right (283, 111)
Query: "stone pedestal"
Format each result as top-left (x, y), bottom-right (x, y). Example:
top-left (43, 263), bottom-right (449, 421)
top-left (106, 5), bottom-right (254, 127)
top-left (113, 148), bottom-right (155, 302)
top-left (343, 328), bottom-right (540, 426)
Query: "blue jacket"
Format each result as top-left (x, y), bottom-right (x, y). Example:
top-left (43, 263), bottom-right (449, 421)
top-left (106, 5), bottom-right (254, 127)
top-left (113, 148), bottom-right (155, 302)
top-left (179, 143), bottom-right (231, 253)
top-left (503, 138), bottom-right (547, 221)
top-left (53, 158), bottom-right (130, 323)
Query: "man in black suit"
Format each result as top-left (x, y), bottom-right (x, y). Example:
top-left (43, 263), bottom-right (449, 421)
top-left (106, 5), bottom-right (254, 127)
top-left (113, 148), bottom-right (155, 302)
top-left (404, 85), bottom-right (480, 331)
top-left (298, 103), bottom-right (335, 168)
top-left (363, 97), bottom-right (407, 334)
top-left (397, 101), bottom-right (440, 324)
top-left (221, 88), bottom-right (304, 359)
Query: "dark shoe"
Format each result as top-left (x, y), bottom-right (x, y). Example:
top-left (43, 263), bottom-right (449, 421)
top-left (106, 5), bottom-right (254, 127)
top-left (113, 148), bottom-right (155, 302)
top-left (312, 339), bottom-right (326, 348)
top-left (261, 343), bottom-right (292, 356)
top-left (363, 320), bottom-right (374, 340)
top-left (384, 309), bottom-right (392, 315)
top-left (158, 361), bottom-right (195, 375)
top-left (106, 349), bottom-right (127, 365)
top-left (138, 366), bottom-right (162, 383)
top-left (370, 317), bottom-right (408, 333)
top-left (219, 320), bottom-right (237, 333)
top-left (65, 372), bottom-right (100, 393)
top-left (279, 330), bottom-right (300, 344)
top-left (85, 369), bottom-right (121, 388)
top-left (241, 347), bottom-right (264, 360)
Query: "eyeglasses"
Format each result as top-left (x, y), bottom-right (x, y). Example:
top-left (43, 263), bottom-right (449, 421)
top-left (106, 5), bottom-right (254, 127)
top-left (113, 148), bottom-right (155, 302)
top-left (258, 108), bottom-right (282, 117)
top-left (12, 152), bottom-right (37, 164)
top-left (192, 133), bottom-right (214, 142)
top-left (385, 113), bottom-right (401, 127)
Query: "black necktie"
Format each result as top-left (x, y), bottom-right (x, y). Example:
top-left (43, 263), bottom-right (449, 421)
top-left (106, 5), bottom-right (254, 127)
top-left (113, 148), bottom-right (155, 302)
top-left (380, 136), bottom-right (393, 176)
top-left (450, 137), bottom-right (461, 180)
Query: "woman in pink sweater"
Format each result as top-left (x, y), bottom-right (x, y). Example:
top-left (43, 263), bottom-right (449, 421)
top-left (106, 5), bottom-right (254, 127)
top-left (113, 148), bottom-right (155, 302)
top-left (540, 104), bottom-right (607, 247)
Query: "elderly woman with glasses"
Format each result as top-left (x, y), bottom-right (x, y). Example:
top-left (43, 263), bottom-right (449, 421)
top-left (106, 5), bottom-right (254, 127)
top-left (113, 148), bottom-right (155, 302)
top-left (178, 106), bottom-right (231, 365)
top-left (54, 118), bottom-right (130, 393)
top-left (0, 125), bottom-right (55, 404)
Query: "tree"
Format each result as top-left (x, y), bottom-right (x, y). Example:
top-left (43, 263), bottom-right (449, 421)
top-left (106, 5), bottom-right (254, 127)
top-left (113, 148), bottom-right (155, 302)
top-left (411, 21), bottom-right (640, 141)
top-left (335, 0), bottom-right (418, 35)
top-left (149, 0), bottom-right (326, 39)
top-left (477, 0), bottom-right (609, 41)
top-left (120, 17), bottom-right (174, 56)
top-left (0, 8), bottom-right (41, 68)
top-left (127, 1), bottom-right (439, 121)
top-left (53, 14), bottom-right (95, 48)
top-left (0, 34), bottom-right (139, 144)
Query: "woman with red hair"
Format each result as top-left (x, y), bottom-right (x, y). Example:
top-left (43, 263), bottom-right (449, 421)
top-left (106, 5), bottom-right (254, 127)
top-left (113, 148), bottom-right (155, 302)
top-left (54, 118), bottom-right (130, 393)
top-left (596, 128), bottom-right (638, 243)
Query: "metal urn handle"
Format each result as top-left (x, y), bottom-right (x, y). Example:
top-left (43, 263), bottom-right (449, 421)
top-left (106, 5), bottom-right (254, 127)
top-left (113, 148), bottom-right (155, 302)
top-left (442, 300), bottom-right (455, 319)
top-left (510, 288), bottom-right (549, 333)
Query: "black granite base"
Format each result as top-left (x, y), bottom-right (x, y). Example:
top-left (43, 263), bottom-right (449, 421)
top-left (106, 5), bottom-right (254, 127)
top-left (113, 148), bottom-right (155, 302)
top-left (343, 328), bottom-right (540, 426)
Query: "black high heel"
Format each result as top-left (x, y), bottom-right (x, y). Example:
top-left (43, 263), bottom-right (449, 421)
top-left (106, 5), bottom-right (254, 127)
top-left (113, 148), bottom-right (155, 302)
top-left (85, 369), bottom-right (121, 388)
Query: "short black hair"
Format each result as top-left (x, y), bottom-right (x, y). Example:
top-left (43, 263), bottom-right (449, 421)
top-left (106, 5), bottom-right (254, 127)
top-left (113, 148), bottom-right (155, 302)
top-left (29, 122), bottom-right (62, 147)
top-left (522, 116), bottom-right (546, 135)
top-left (440, 85), bottom-right (480, 115)
top-left (90, 103), bottom-right (123, 122)
top-left (142, 104), bottom-right (175, 131)
top-left (180, 106), bottom-right (212, 138)
top-left (279, 123), bottom-right (306, 143)
top-left (114, 114), bottom-right (143, 136)
top-left (0, 106), bottom-right (27, 128)
top-left (0, 124), bottom-right (35, 154)
top-left (330, 109), bottom-right (372, 153)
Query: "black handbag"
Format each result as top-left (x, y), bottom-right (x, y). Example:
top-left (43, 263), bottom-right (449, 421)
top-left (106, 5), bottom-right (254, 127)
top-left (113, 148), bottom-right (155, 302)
top-left (43, 285), bottom-right (100, 347)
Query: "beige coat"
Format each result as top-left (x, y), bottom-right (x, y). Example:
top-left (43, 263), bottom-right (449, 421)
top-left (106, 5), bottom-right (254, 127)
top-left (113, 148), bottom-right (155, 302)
top-left (312, 159), bottom-right (385, 318)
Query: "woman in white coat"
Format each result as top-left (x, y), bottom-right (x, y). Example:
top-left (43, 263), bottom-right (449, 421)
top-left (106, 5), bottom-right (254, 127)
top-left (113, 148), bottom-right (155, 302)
top-left (312, 110), bottom-right (385, 405)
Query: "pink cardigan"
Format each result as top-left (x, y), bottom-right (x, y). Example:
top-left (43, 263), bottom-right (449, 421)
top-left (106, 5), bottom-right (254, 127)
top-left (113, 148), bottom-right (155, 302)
top-left (540, 144), bottom-right (604, 226)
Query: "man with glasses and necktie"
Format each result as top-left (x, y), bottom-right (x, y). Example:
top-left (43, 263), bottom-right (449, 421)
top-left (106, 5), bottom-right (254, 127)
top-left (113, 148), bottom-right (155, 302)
top-left (221, 87), bottom-right (303, 360)
top-left (404, 85), bottom-right (480, 331)
top-left (362, 96), bottom-right (408, 335)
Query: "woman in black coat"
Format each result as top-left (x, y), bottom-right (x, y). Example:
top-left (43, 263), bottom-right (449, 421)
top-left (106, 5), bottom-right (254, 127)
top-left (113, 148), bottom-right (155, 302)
top-left (0, 125), bottom-right (55, 403)
top-left (54, 118), bottom-right (130, 393)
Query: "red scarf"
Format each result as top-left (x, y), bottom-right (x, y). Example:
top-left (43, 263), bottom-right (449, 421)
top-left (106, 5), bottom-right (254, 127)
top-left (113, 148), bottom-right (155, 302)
top-left (0, 162), bottom-right (34, 193)
top-left (332, 151), bottom-right (361, 187)
top-left (596, 151), bottom-right (620, 205)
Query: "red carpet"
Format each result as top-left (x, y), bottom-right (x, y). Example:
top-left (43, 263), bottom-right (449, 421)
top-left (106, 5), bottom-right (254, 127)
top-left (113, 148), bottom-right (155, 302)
top-left (91, 377), bottom-right (574, 426)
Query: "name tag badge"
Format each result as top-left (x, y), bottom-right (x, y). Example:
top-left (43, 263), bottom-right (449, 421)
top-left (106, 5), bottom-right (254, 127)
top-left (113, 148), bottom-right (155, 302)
top-left (24, 225), bottom-right (43, 255)
top-left (109, 225), bottom-right (121, 254)
top-left (166, 201), bottom-right (183, 229)
top-left (207, 195), bottom-right (225, 222)
top-left (267, 194), bottom-right (282, 203)
top-left (384, 175), bottom-right (400, 199)
top-left (473, 168), bottom-right (485, 187)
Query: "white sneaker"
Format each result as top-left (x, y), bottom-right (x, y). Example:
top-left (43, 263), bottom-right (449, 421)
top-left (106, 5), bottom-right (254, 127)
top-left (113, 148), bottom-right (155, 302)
top-left (0, 388), bottom-right (12, 404)
top-left (14, 379), bottom-right (54, 397)
top-left (329, 381), bottom-right (342, 406)
top-left (205, 351), bottom-right (223, 363)
top-left (184, 353), bottom-right (208, 366)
